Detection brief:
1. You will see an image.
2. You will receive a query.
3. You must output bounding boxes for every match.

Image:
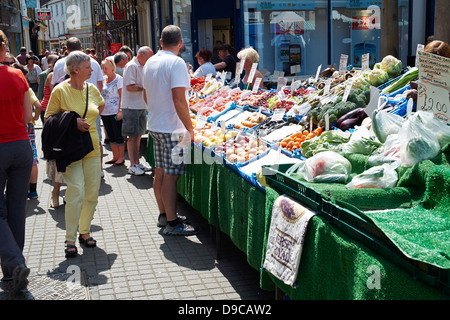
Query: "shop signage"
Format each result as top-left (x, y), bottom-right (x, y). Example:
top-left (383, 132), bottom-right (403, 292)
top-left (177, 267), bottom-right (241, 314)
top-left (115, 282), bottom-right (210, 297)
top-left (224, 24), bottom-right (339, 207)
top-left (417, 51), bottom-right (450, 124)
top-left (26, 0), bottom-right (37, 9)
top-left (110, 43), bottom-right (121, 54)
top-left (36, 9), bottom-right (51, 21)
top-left (352, 15), bottom-right (380, 30)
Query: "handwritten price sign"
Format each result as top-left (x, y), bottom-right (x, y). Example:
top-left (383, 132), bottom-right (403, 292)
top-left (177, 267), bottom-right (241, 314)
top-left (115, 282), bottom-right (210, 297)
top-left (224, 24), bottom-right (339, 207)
top-left (417, 51), bottom-right (450, 124)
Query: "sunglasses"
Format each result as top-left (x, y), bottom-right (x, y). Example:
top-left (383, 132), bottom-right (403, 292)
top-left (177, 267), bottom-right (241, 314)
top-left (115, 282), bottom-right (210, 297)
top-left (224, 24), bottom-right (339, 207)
top-left (2, 61), bottom-right (14, 66)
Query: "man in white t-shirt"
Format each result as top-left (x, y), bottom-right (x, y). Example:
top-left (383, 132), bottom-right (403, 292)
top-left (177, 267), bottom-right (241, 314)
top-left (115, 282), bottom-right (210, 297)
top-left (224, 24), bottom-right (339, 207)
top-left (121, 46), bottom-right (154, 176)
top-left (51, 37), bottom-right (103, 91)
top-left (143, 25), bottom-right (197, 236)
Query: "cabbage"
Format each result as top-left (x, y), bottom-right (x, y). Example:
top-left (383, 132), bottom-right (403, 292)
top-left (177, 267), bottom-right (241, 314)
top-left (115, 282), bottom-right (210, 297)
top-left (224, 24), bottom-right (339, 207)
top-left (368, 68), bottom-right (390, 87)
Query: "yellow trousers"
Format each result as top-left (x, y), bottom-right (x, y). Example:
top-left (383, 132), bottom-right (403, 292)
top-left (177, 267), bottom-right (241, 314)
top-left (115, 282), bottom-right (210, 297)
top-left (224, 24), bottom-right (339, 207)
top-left (62, 156), bottom-right (101, 242)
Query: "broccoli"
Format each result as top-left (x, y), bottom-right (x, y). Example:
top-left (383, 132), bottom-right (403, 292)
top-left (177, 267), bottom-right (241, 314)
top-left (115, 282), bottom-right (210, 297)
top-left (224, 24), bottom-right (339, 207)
top-left (348, 90), bottom-right (369, 108)
top-left (318, 101), bottom-right (358, 126)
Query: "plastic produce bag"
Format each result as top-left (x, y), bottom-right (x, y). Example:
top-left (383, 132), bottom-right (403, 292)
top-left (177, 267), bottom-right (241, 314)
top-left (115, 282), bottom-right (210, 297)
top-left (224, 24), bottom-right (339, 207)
top-left (409, 111), bottom-right (450, 148)
top-left (346, 162), bottom-right (400, 189)
top-left (372, 108), bottom-right (405, 143)
top-left (368, 134), bottom-right (401, 166)
top-left (399, 115), bottom-right (441, 167)
top-left (286, 151), bottom-right (352, 183)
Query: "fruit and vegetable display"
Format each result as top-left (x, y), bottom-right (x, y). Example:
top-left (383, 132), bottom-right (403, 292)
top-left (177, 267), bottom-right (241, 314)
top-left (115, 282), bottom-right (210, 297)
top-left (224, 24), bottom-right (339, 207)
top-left (186, 53), bottom-right (448, 194)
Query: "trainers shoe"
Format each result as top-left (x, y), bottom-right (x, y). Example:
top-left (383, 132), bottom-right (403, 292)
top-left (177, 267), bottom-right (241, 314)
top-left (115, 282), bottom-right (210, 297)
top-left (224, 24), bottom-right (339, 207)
top-left (27, 191), bottom-right (38, 199)
top-left (12, 264), bottom-right (30, 294)
top-left (157, 214), bottom-right (190, 227)
top-left (163, 219), bottom-right (199, 236)
top-left (128, 164), bottom-right (145, 176)
top-left (137, 162), bottom-right (152, 172)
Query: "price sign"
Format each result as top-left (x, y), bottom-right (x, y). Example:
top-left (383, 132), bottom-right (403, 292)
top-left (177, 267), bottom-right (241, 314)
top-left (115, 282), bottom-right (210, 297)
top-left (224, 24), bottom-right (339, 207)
top-left (252, 78), bottom-right (262, 93)
top-left (415, 44), bottom-right (424, 67)
top-left (323, 78), bottom-right (332, 95)
top-left (239, 55), bottom-right (246, 75)
top-left (276, 77), bottom-right (288, 92)
top-left (364, 86), bottom-right (381, 118)
top-left (235, 63), bottom-right (241, 82)
top-left (339, 54), bottom-right (348, 74)
top-left (271, 108), bottom-right (285, 121)
top-left (247, 63), bottom-right (258, 84)
top-left (342, 78), bottom-right (354, 102)
top-left (417, 51), bottom-right (450, 124)
top-left (291, 80), bottom-right (301, 94)
top-left (290, 64), bottom-right (301, 74)
top-left (315, 64), bottom-right (322, 82)
top-left (362, 53), bottom-right (370, 71)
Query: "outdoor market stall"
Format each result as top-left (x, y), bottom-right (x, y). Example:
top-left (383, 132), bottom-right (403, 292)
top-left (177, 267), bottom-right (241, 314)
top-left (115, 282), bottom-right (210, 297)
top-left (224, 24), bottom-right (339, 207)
top-left (146, 53), bottom-right (450, 299)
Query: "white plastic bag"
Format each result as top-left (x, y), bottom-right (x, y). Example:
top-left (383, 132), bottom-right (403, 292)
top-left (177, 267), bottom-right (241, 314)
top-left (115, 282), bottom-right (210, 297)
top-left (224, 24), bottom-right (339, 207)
top-left (346, 162), bottom-right (400, 189)
top-left (368, 134), bottom-right (401, 166)
top-left (399, 115), bottom-right (441, 167)
top-left (372, 109), bottom-right (405, 143)
top-left (286, 151), bottom-right (352, 183)
top-left (409, 111), bottom-right (450, 148)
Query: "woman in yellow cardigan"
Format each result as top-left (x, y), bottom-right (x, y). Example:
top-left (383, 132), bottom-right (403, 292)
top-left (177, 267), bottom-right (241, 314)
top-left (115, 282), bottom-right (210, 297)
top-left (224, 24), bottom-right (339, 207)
top-left (45, 51), bottom-right (105, 258)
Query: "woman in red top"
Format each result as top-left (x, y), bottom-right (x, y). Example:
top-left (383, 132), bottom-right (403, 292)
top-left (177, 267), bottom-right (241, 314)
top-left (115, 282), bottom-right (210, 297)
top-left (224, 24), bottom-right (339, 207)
top-left (0, 30), bottom-right (33, 294)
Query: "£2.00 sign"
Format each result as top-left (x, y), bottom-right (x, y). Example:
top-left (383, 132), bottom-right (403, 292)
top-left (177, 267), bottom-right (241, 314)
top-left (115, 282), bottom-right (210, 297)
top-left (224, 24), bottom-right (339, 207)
top-left (417, 50), bottom-right (450, 124)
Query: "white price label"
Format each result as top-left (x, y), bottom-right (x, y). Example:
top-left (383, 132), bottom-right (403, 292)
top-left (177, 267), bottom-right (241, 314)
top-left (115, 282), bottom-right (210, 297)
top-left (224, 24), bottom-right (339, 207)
top-left (362, 53), bottom-right (370, 71)
top-left (252, 78), bottom-right (262, 93)
top-left (342, 78), bottom-right (354, 102)
top-left (248, 63), bottom-right (258, 84)
top-left (364, 86), bottom-right (380, 118)
top-left (271, 108), bottom-right (285, 122)
top-left (277, 77), bottom-right (288, 92)
top-left (339, 54), bottom-right (348, 74)
top-left (323, 78), bottom-right (332, 95)
top-left (239, 55), bottom-right (246, 75)
top-left (315, 64), bottom-right (322, 82)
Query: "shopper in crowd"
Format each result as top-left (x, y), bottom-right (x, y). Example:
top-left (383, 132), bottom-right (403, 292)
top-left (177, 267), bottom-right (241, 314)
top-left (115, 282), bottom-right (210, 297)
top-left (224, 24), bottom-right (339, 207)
top-left (214, 44), bottom-right (236, 80)
top-left (143, 25), bottom-right (198, 236)
top-left (11, 63), bottom-right (42, 200)
top-left (25, 56), bottom-right (42, 93)
top-left (28, 51), bottom-right (39, 66)
top-left (45, 51), bottom-right (105, 258)
top-left (122, 46), bottom-right (153, 176)
top-left (237, 46), bottom-right (263, 90)
top-left (16, 47), bottom-right (28, 65)
top-left (190, 49), bottom-right (216, 78)
top-left (41, 50), bottom-right (50, 71)
top-left (101, 57), bottom-right (125, 166)
top-left (37, 54), bottom-right (58, 108)
top-left (114, 51), bottom-right (128, 76)
top-left (119, 45), bottom-right (134, 62)
top-left (52, 37), bottom-right (105, 176)
top-left (0, 30), bottom-right (33, 293)
top-left (39, 55), bottom-right (65, 208)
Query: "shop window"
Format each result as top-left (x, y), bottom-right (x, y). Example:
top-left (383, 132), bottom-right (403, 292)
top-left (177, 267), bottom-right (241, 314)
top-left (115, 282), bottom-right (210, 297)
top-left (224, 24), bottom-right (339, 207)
top-left (172, 0), bottom-right (193, 65)
top-left (243, 0), bottom-right (329, 78)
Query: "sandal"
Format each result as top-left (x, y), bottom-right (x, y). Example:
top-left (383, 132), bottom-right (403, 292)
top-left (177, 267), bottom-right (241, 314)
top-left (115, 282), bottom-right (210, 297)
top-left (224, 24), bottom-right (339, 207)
top-left (50, 195), bottom-right (60, 208)
top-left (105, 159), bottom-right (118, 165)
top-left (79, 234), bottom-right (97, 248)
top-left (64, 241), bottom-right (78, 258)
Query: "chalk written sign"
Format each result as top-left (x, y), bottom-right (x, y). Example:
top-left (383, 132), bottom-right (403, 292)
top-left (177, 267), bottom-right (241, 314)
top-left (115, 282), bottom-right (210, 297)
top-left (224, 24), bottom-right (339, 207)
top-left (417, 50), bottom-right (450, 124)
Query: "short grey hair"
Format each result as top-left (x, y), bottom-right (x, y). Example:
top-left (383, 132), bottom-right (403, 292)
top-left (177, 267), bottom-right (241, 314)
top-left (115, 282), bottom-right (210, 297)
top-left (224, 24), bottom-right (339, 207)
top-left (114, 51), bottom-right (128, 64)
top-left (64, 51), bottom-right (91, 75)
top-left (161, 25), bottom-right (182, 47)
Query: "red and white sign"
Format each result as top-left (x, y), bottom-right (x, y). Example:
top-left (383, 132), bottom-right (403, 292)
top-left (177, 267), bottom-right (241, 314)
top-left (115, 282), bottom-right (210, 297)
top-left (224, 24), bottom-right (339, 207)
top-left (36, 9), bottom-right (51, 21)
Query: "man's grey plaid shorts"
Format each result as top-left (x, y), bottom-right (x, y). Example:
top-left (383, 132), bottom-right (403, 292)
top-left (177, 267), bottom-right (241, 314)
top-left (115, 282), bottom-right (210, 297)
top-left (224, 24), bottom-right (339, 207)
top-left (149, 131), bottom-right (189, 175)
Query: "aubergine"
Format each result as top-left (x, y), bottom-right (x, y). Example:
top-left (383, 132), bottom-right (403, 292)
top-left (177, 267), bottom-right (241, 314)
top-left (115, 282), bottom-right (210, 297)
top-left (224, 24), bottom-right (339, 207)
top-left (337, 108), bottom-right (364, 127)
top-left (339, 118), bottom-right (360, 131)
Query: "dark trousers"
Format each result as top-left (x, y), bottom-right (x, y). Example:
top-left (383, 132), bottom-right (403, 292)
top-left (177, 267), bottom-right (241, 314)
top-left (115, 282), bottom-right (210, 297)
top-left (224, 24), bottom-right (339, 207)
top-left (0, 139), bottom-right (32, 278)
top-left (101, 115), bottom-right (125, 145)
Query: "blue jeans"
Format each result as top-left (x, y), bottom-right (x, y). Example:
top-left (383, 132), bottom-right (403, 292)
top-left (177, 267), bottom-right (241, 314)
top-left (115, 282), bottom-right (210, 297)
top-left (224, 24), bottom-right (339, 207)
top-left (0, 139), bottom-right (32, 278)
